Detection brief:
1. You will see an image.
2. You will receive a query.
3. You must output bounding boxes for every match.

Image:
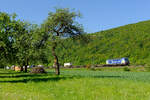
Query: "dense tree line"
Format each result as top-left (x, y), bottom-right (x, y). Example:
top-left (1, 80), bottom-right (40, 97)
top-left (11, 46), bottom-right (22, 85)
top-left (2, 7), bottom-right (149, 74)
top-left (0, 12), bottom-right (43, 71)
top-left (0, 8), bottom-right (85, 74)
top-left (55, 20), bottom-right (150, 66)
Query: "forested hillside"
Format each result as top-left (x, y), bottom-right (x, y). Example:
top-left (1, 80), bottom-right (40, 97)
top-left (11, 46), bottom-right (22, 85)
top-left (1, 10), bottom-right (150, 67)
top-left (53, 20), bottom-right (150, 66)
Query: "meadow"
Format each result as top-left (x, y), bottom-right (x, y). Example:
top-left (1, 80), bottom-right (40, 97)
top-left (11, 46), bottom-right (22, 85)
top-left (0, 68), bottom-right (150, 100)
top-left (1, 7), bottom-right (150, 100)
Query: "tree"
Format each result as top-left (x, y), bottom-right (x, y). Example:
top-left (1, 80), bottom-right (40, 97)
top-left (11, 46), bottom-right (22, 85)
top-left (12, 22), bottom-right (38, 72)
top-left (41, 8), bottom-right (85, 75)
top-left (0, 11), bottom-right (39, 72)
top-left (0, 12), bottom-right (19, 67)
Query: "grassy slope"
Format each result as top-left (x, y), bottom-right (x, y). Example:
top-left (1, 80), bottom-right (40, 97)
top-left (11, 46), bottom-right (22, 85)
top-left (1, 69), bottom-right (150, 100)
top-left (54, 20), bottom-right (150, 66)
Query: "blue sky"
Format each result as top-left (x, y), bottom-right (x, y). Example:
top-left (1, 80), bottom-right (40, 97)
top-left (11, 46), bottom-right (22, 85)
top-left (0, 0), bottom-right (150, 33)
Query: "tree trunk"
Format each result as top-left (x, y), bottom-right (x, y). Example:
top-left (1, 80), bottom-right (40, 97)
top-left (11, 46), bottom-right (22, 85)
top-left (21, 61), bottom-right (25, 72)
top-left (20, 62), bottom-right (24, 72)
top-left (13, 66), bottom-right (15, 71)
top-left (24, 59), bottom-right (28, 73)
top-left (20, 66), bottom-right (23, 71)
top-left (52, 44), bottom-right (60, 75)
top-left (25, 65), bottom-right (27, 72)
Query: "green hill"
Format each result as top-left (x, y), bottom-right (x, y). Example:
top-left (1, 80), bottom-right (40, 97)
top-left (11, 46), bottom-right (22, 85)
top-left (52, 20), bottom-right (150, 66)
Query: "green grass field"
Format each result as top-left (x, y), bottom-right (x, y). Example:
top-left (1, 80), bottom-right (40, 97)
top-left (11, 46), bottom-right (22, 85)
top-left (1, 68), bottom-right (150, 100)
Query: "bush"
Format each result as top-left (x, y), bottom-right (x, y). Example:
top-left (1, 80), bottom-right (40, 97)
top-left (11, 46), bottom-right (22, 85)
top-left (90, 68), bottom-right (95, 71)
top-left (30, 67), bottom-right (46, 74)
top-left (144, 66), bottom-right (150, 72)
top-left (123, 67), bottom-right (130, 71)
top-left (85, 64), bottom-right (91, 69)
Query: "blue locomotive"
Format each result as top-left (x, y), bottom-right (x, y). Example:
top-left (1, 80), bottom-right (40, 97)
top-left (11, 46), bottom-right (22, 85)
top-left (106, 58), bottom-right (129, 65)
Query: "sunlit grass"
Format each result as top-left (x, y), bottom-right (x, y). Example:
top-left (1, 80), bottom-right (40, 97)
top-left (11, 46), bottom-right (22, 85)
top-left (0, 68), bottom-right (150, 100)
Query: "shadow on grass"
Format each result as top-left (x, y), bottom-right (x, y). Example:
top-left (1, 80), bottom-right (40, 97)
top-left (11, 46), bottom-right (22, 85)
top-left (0, 71), bottom-right (29, 75)
top-left (0, 72), bottom-right (19, 74)
top-left (0, 76), bottom-right (73, 83)
top-left (0, 75), bottom-right (127, 83)
top-left (0, 72), bottom-right (55, 78)
top-left (0, 69), bottom-right (128, 83)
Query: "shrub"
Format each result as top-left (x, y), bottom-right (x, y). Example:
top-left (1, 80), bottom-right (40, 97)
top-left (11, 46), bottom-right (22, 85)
top-left (90, 65), bottom-right (96, 71)
top-left (145, 66), bottom-right (150, 72)
top-left (30, 67), bottom-right (46, 74)
top-left (123, 67), bottom-right (130, 71)
top-left (85, 64), bottom-right (91, 69)
top-left (90, 68), bottom-right (95, 71)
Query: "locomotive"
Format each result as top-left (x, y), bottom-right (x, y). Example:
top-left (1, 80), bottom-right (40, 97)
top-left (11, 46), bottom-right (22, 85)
top-left (106, 58), bottom-right (129, 66)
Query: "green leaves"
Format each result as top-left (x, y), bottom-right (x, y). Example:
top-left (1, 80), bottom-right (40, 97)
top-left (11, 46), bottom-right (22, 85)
top-left (0, 12), bottom-right (40, 67)
top-left (42, 8), bottom-right (84, 38)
